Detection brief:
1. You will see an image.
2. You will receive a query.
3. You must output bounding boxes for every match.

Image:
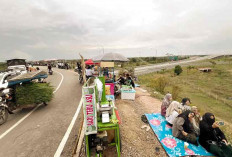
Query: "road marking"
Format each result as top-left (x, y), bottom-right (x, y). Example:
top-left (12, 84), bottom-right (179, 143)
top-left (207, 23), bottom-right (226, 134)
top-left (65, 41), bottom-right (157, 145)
top-left (0, 70), bottom-right (64, 140)
top-left (54, 98), bottom-right (83, 157)
top-left (53, 70), bottom-right (64, 93)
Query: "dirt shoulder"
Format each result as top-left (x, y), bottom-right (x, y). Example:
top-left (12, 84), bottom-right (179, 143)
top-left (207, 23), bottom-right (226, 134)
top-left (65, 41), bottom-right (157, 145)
top-left (117, 87), bottom-right (167, 157)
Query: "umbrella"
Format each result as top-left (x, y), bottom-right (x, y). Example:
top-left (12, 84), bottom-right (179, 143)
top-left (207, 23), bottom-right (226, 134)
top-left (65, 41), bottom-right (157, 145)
top-left (92, 52), bottom-right (129, 62)
top-left (85, 59), bottom-right (94, 65)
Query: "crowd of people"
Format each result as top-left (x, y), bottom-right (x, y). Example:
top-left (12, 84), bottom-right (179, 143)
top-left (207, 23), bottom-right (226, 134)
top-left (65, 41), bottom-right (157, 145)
top-left (161, 93), bottom-right (232, 157)
top-left (117, 73), bottom-right (135, 88)
top-left (76, 62), bottom-right (135, 88)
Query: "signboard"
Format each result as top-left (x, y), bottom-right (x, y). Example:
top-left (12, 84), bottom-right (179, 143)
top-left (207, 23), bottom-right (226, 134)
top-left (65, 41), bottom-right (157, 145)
top-left (83, 86), bottom-right (98, 135)
top-left (100, 62), bottom-right (114, 68)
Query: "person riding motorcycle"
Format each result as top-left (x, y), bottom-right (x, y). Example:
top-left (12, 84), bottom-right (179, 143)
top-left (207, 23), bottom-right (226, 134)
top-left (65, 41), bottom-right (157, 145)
top-left (48, 64), bottom-right (53, 75)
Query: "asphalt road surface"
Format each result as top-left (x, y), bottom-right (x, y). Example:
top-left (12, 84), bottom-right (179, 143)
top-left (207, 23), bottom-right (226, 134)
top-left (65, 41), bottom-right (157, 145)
top-left (0, 68), bottom-right (83, 157)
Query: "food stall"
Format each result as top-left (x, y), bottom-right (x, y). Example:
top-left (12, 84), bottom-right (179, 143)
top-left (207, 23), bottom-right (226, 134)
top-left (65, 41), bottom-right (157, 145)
top-left (82, 76), bottom-right (121, 157)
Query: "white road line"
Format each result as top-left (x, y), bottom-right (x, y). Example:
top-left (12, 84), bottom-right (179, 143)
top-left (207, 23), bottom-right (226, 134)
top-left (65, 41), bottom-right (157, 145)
top-left (54, 98), bottom-right (83, 157)
top-left (53, 70), bottom-right (64, 93)
top-left (0, 70), bottom-right (64, 140)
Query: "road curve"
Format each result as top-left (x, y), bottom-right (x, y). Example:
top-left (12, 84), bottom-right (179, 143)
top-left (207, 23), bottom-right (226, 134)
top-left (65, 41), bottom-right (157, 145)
top-left (134, 55), bottom-right (220, 75)
top-left (0, 68), bottom-right (83, 157)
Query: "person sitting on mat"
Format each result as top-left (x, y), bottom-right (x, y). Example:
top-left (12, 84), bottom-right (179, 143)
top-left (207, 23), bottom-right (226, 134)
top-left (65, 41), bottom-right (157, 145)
top-left (161, 93), bottom-right (172, 117)
top-left (166, 101), bottom-right (183, 125)
top-left (199, 113), bottom-right (232, 157)
top-left (191, 106), bottom-right (201, 136)
top-left (181, 98), bottom-right (192, 112)
top-left (172, 110), bottom-right (198, 145)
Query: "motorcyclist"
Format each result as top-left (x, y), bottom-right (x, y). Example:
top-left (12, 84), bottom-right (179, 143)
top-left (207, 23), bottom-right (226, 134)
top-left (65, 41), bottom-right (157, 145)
top-left (48, 64), bottom-right (52, 74)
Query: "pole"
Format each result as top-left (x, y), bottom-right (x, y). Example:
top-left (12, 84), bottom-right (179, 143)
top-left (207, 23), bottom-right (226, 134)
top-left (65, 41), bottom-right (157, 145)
top-left (79, 54), bottom-right (86, 83)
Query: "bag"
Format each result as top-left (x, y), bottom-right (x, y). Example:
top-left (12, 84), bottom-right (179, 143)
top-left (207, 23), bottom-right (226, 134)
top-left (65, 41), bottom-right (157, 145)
top-left (141, 115), bottom-right (148, 124)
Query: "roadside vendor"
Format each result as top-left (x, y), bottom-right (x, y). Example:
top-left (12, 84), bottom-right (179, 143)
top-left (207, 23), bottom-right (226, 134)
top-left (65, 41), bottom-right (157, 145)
top-left (117, 74), bottom-right (126, 85)
top-left (125, 74), bottom-right (135, 88)
top-left (85, 65), bottom-right (94, 80)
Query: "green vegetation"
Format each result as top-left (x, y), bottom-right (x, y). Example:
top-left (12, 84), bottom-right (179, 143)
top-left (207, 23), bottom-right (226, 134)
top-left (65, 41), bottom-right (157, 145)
top-left (15, 82), bottom-right (54, 105)
top-left (115, 56), bottom-right (189, 70)
top-left (174, 65), bottom-right (183, 75)
top-left (0, 63), bottom-right (7, 71)
top-left (138, 56), bottom-right (232, 142)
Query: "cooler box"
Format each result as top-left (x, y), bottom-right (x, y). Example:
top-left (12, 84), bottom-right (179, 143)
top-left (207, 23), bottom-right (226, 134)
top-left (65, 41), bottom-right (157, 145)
top-left (121, 88), bottom-right (136, 100)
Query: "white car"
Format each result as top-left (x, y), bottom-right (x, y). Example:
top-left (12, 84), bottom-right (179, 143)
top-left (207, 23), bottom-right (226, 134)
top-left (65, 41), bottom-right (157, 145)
top-left (8, 65), bottom-right (27, 74)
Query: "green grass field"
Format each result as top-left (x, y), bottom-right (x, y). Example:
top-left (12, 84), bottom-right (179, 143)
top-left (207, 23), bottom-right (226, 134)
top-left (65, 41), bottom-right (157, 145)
top-left (138, 56), bottom-right (232, 142)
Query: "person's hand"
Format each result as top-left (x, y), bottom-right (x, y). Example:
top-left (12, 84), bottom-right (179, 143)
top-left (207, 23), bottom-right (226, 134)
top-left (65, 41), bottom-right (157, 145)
top-left (212, 122), bottom-right (219, 128)
top-left (222, 139), bottom-right (228, 145)
top-left (182, 131), bottom-right (188, 136)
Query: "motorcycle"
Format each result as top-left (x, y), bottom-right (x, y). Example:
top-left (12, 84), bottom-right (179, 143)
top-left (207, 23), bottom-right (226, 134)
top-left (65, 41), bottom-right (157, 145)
top-left (78, 70), bottom-right (83, 84)
top-left (48, 69), bottom-right (53, 75)
top-left (0, 88), bottom-right (14, 125)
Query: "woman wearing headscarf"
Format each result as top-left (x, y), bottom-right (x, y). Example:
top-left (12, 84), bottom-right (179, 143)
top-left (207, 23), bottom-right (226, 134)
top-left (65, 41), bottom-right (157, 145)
top-left (199, 113), bottom-right (232, 157)
top-left (161, 93), bottom-right (172, 117)
top-left (181, 98), bottom-right (192, 112)
top-left (172, 110), bottom-right (198, 145)
top-left (165, 101), bottom-right (183, 125)
top-left (191, 106), bottom-right (201, 136)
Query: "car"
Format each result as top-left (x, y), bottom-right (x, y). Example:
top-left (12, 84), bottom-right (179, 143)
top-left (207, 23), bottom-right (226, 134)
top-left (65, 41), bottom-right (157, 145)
top-left (7, 59), bottom-right (27, 74)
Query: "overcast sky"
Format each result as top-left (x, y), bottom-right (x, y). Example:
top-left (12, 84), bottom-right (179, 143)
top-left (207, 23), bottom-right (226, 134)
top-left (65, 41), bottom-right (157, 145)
top-left (0, 0), bottom-right (232, 61)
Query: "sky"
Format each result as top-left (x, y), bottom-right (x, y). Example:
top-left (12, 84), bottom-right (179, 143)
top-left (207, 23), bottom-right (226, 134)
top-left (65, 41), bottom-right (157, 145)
top-left (0, 0), bottom-right (232, 61)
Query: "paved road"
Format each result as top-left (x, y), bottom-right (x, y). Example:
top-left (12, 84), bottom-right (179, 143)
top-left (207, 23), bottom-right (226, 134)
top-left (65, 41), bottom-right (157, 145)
top-left (0, 68), bottom-right (82, 157)
top-left (132, 55), bottom-right (220, 75)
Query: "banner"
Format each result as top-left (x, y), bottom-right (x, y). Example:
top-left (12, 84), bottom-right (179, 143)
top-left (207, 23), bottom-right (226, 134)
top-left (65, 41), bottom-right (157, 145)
top-left (83, 86), bottom-right (97, 135)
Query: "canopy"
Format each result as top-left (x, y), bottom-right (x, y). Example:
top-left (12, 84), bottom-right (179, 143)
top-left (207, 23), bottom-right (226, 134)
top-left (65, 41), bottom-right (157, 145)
top-left (85, 59), bottom-right (94, 65)
top-left (92, 53), bottom-right (128, 62)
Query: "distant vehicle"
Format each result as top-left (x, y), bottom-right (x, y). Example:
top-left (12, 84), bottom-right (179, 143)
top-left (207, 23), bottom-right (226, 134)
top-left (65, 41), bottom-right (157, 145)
top-left (57, 62), bottom-right (65, 69)
top-left (48, 69), bottom-right (53, 75)
top-left (6, 59), bottom-right (27, 74)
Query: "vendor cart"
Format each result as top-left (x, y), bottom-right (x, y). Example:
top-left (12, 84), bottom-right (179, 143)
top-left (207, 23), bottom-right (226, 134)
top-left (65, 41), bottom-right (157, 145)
top-left (82, 76), bottom-right (121, 157)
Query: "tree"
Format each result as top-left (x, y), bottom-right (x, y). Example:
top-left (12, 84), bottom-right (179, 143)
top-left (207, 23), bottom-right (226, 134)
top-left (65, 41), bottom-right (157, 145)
top-left (174, 65), bottom-right (183, 75)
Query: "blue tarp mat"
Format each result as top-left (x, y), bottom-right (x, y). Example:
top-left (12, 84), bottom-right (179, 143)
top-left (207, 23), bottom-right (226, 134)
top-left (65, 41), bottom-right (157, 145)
top-left (145, 113), bottom-right (213, 157)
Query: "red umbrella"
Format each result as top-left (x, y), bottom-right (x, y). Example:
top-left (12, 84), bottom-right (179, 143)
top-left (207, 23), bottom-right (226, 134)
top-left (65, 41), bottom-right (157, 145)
top-left (85, 59), bottom-right (94, 65)
top-left (85, 59), bottom-right (100, 65)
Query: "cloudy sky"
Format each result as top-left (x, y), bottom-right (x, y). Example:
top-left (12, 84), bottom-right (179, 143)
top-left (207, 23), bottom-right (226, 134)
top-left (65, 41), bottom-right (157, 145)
top-left (0, 0), bottom-right (232, 61)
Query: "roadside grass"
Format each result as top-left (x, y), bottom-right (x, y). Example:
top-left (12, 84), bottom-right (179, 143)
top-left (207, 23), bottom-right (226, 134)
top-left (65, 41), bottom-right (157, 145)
top-left (115, 56), bottom-right (189, 70)
top-left (0, 63), bottom-right (7, 71)
top-left (138, 57), bottom-right (232, 143)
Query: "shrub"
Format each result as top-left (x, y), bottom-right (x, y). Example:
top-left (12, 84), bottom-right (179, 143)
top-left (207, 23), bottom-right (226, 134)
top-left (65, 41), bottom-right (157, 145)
top-left (136, 62), bottom-right (140, 66)
top-left (153, 76), bottom-right (169, 94)
top-left (171, 85), bottom-right (182, 100)
top-left (174, 65), bottom-right (183, 75)
top-left (15, 82), bottom-right (54, 105)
